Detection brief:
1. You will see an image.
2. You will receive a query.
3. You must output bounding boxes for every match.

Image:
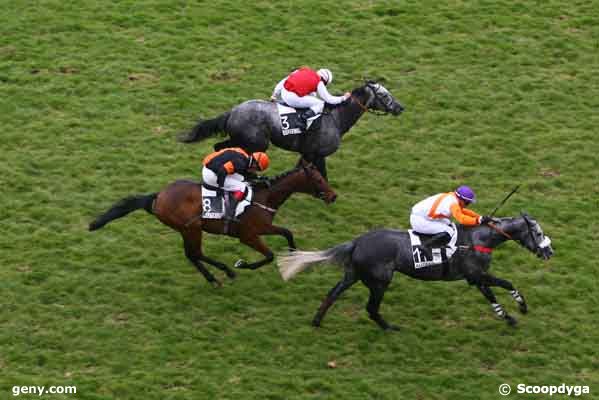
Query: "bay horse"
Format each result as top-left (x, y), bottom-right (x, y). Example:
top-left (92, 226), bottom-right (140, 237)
top-left (278, 215), bottom-right (554, 330)
top-left (89, 164), bottom-right (337, 287)
top-left (178, 81), bottom-right (404, 178)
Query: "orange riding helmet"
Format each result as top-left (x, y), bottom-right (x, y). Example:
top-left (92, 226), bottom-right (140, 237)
top-left (251, 152), bottom-right (270, 171)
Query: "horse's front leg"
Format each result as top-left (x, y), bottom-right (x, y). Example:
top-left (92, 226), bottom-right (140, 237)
top-left (481, 274), bottom-right (527, 314)
top-left (478, 285), bottom-right (518, 327)
top-left (263, 225), bottom-right (296, 250)
top-left (234, 234), bottom-right (274, 270)
top-left (198, 254), bottom-right (236, 280)
top-left (299, 154), bottom-right (328, 180)
top-left (312, 156), bottom-right (327, 180)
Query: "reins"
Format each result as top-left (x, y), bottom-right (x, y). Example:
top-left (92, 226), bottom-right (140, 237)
top-left (351, 95), bottom-right (369, 112)
top-left (253, 201), bottom-right (277, 214)
top-left (488, 222), bottom-right (513, 240)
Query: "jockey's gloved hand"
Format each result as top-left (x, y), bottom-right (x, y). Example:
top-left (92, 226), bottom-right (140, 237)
top-left (479, 215), bottom-right (494, 225)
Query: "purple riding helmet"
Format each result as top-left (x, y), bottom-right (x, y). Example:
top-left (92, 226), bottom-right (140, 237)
top-left (455, 185), bottom-right (476, 204)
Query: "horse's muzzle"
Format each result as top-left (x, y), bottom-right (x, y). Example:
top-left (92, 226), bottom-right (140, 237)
top-left (539, 246), bottom-right (554, 260)
top-left (392, 103), bottom-right (405, 116)
top-left (537, 236), bottom-right (554, 260)
top-left (318, 191), bottom-right (337, 204)
top-left (537, 244), bottom-right (554, 260)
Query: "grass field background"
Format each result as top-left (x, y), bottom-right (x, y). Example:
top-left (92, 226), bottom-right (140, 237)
top-left (1, 1), bottom-right (598, 399)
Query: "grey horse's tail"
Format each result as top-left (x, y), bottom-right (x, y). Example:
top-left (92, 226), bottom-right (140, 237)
top-left (89, 193), bottom-right (157, 231)
top-left (278, 241), bottom-right (355, 281)
top-left (178, 112), bottom-right (230, 143)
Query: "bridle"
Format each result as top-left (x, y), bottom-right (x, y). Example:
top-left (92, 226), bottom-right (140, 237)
top-left (351, 82), bottom-right (395, 116)
top-left (489, 215), bottom-right (540, 253)
top-left (521, 214), bottom-right (540, 253)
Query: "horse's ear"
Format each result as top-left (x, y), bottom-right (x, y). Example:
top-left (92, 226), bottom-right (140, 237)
top-left (521, 211), bottom-right (534, 226)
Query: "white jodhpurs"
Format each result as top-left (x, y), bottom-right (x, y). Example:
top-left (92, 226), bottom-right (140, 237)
top-left (410, 214), bottom-right (456, 236)
top-left (281, 88), bottom-right (324, 114)
top-left (202, 168), bottom-right (247, 193)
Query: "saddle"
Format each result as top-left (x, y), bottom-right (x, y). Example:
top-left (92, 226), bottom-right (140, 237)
top-left (408, 226), bottom-right (458, 270)
top-left (201, 183), bottom-right (253, 220)
top-left (276, 103), bottom-right (322, 135)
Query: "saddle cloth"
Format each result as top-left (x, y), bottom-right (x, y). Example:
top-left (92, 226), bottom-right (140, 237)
top-left (201, 184), bottom-right (253, 219)
top-left (276, 103), bottom-right (320, 136)
top-left (408, 226), bottom-right (458, 269)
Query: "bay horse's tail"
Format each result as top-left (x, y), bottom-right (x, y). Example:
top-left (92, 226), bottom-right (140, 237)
top-left (278, 241), bottom-right (355, 281)
top-left (178, 112), bottom-right (230, 143)
top-left (88, 193), bottom-right (157, 231)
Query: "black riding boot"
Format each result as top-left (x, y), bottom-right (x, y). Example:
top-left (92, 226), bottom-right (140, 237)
top-left (299, 109), bottom-right (316, 131)
top-left (223, 194), bottom-right (240, 234)
top-left (425, 232), bottom-right (451, 248)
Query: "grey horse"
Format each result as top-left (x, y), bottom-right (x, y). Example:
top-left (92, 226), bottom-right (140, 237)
top-left (179, 81), bottom-right (404, 178)
top-left (278, 214), bottom-right (554, 331)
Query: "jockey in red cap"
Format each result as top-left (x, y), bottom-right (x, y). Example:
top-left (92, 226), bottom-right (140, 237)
top-left (271, 67), bottom-right (350, 130)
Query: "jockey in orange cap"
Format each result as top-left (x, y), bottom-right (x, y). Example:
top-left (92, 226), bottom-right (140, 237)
top-left (203, 148), bottom-right (270, 222)
top-left (410, 186), bottom-right (493, 247)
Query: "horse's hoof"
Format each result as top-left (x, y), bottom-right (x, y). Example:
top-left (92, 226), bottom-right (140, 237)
top-left (384, 324), bottom-right (401, 332)
top-left (226, 270), bottom-right (237, 280)
top-left (312, 319), bottom-right (321, 328)
top-left (518, 303), bottom-right (528, 314)
top-left (505, 315), bottom-right (518, 327)
top-left (234, 259), bottom-right (247, 269)
top-left (210, 280), bottom-right (223, 289)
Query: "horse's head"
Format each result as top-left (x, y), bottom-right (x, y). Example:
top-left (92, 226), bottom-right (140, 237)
top-left (511, 213), bottom-right (554, 260)
top-left (298, 162), bottom-right (337, 204)
top-left (363, 81), bottom-right (404, 116)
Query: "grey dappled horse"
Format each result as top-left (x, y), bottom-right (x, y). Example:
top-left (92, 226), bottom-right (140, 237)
top-left (179, 81), bottom-right (404, 178)
top-left (279, 214), bottom-right (554, 331)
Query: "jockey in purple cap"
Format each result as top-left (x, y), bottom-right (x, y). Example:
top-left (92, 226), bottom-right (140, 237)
top-left (410, 186), bottom-right (493, 247)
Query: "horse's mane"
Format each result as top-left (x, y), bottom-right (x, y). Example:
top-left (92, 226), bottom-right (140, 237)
top-left (250, 167), bottom-right (304, 190)
top-left (321, 84), bottom-right (371, 112)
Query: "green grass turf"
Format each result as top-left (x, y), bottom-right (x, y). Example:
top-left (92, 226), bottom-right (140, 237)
top-left (1, 1), bottom-right (598, 399)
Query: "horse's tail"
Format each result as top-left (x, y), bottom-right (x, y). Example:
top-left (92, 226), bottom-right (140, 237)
top-left (178, 112), bottom-right (230, 143)
top-left (88, 193), bottom-right (157, 231)
top-left (278, 241), bottom-right (355, 281)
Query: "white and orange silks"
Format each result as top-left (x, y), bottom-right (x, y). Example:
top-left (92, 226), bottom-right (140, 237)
top-left (410, 192), bottom-right (482, 238)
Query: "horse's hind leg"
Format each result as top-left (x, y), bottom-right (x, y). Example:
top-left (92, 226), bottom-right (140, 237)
top-left (182, 235), bottom-right (221, 288)
top-left (312, 269), bottom-right (357, 327)
top-left (481, 273), bottom-right (527, 314)
top-left (365, 280), bottom-right (398, 331)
